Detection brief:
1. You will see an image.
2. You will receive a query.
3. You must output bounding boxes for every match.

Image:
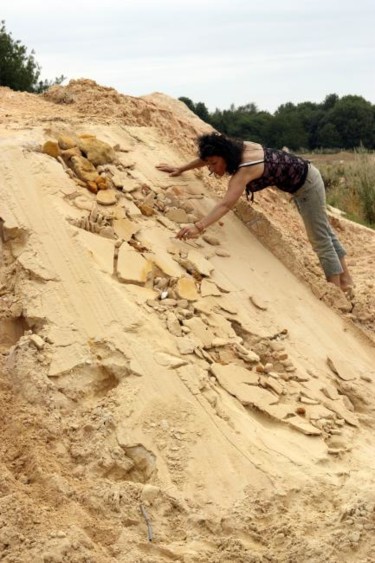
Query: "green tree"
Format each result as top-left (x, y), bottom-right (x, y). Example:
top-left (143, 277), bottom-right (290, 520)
top-left (178, 93), bottom-right (375, 150)
top-left (194, 101), bottom-right (210, 122)
top-left (322, 93), bottom-right (339, 111)
top-left (327, 95), bottom-right (375, 149)
top-left (315, 122), bottom-right (342, 149)
top-left (178, 96), bottom-right (196, 113)
top-left (0, 20), bottom-right (65, 93)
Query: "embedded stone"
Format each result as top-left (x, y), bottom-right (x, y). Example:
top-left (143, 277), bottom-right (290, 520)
top-left (117, 243), bottom-right (153, 284)
top-left (249, 295), bottom-right (268, 311)
top-left (327, 356), bottom-right (357, 381)
top-left (113, 218), bottom-right (140, 241)
top-left (210, 363), bottom-right (279, 410)
top-left (165, 208), bottom-right (189, 223)
top-left (215, 249), bottom-right (231, 257)
top-left (187, 249), bottom-right (214, 277)
top-left (42, 140), bottom-right (60, 158)
top-left (96, 189), bottom-right (118, 206)
top-left (182, 317), bottom-right (216, 348)
top-left (78, 135), bottom-right (116, 166)
top-left (70, 155), bottom-right (98, 183)
top-left (202, 234), bottom-right (220, 246)
top-left (176, 277), bottom-right (199, 301)
top-left (200, 279), bottom-right (221, 297)
top-left (166, 312), bottom-right (182, 337)
top-left (154, 352), bottom-right (188, 369)
top-left (286, 416), bottom-right (322, 435)
top-left (210, 362), bottom-right (259, 387)
top-left (139, 203), bottom-right (155, 217)
top-left (58, 135), bottom-right (78, 150)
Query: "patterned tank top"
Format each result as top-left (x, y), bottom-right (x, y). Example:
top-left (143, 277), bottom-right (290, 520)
top-left (239, 147), bottom-right (309, 199)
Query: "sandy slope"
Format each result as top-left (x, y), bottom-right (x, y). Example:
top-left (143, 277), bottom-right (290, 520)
top-left (0, 81), bottom-right (375, 563)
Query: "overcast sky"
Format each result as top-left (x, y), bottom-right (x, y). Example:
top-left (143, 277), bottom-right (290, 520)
top-left (2, 0), bottom-right (375, 113)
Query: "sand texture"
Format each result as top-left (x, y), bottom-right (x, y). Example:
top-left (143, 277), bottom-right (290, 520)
top-left (0, 80), bottom-right (375, 563)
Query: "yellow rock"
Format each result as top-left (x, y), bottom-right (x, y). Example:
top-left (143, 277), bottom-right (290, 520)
top-left (58, 135), bottom-right (78, 150)
top-left (139, 203), bottom-right (155, 217)
top-left (60, 147), bottom-right (82, 161)
top-left (96, 176), bottom-right (109, 190)
top-left (70, 155), bottom-right (98, 183)
top-left (42, 141), bottom-right (60, 159)
top-left (78, 136), bottom-right (116, 166)
top-left (176, 277), bottom-right (199, 301)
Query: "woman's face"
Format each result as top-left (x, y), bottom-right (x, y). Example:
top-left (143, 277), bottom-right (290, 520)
top-left (205, 156), bottom-right (227, 177)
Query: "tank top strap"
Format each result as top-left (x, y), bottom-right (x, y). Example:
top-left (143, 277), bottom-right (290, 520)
top-left (238, 159), bottom-right (265, 168)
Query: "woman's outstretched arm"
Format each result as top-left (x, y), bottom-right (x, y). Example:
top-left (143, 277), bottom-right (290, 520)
top-left (156, 158), bottom-right (206, 176)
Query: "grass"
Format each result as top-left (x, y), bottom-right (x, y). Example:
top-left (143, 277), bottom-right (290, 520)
top-left (303, 150), bottom-right (375, 229)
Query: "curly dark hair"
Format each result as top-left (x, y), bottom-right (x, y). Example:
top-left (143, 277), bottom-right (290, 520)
top-left (197, 132), bottom-right (244, 175)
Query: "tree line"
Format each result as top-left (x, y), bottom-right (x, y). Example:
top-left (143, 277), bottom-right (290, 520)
top-left (179, 94), bottom-right (375, 152)
top-left (0, 20), bottom-right (64, 93)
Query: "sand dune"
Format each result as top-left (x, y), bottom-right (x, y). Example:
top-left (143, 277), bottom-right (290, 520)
top-left (0, 80), bottom-right (374, 563)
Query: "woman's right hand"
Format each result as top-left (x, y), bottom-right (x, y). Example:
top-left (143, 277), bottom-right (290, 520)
top-left (156, 163), bottom-right (182, 177)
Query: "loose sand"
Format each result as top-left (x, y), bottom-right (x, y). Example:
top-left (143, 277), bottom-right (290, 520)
top-left (0, 80), bottom-right (374, 563)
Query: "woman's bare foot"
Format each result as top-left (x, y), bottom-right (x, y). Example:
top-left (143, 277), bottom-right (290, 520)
top-left (340, 273), bottom-right (354, 292)
top-left (339, 257), bottom-right (353, 292)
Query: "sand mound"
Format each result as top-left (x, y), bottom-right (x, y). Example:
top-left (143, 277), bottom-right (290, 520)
top-left (0, 81), bottom-right (375, 563)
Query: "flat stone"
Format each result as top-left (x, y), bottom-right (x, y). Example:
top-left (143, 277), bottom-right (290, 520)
top-left (166, 312), bottom-right (182, 337)
top-left (113, 171), bottom-right (136, 190)
top-left (96, 189), bottom-right (118, 206)
top-left (125, 285), bottom-right (157, 304)
top-left (304, 404), bottom-right (336, 421)
top-left (182, 317), bottom-right (216, 348)
top-left (218, 297), bottom-right (238, 315)
top-left (215, 249), bottom-right (231, 257)
top-left (48, 343), bottom-right (87, 377)
top-left (187, 250), bottom-right (214, 277)
top-left (265, 403), bottom-right (296, 420)
top-left (322, 398), bottom-right (359, 427)
top-left (29, 334), bottom-right (45, 350)
top-left (211, 362), bottom-right (259, 388)
top-left (154, 351), bottom-right (188, 369)
top-left (286, 416), bottom-right (322, 436)
top-left (260, 376), bottom-right (284, 395)
top-left (234, 343), bottom-right (260, 363)
top-left (300, 396), bottom-right (320, 405)
top-left (117, 243), bottom-right (153, 284)
top-left (144, 253), bottom-right (183, 278)
top-left (176, 277), bottom-right (199, 301)
top-left (210, 364), bottom-right (279, 410)
top-left (327, 356), bottom-right (357, 381)
top-left (204, 312), bottom-right (238, 340)
top-left (121, 199), bottom-right (142, 218)
top-left (73, 195), bottom-right (95, 211)
top-left (165, 208), bottom-right (189, 223)
top-left (249, 295), bottom-right (268, 311)
top-left (176, 336), bottom-right (200, 355)
top-left (113, 218), bottom-right (140, 241)
top-left (320, 383), bottom-right (340, 400)
top-left (200, 279), bottom-right (222, 297)
top-left (193, 298), bottom-right (216, 315)
top-left (202, 234), bottom-right (220, 246)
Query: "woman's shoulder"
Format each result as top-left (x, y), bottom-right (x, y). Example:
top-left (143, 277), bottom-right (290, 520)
top-left (243, 140), bottom-right (263, 150)
top-left (242, 141), bottom-right (264, 162)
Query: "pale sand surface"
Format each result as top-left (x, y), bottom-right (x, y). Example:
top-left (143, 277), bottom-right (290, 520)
top-left (0, 80), bottom-right (375, 562)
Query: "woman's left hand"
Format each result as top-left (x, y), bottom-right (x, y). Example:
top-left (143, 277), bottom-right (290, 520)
top-left (176, 224), bottom-right (201, 240)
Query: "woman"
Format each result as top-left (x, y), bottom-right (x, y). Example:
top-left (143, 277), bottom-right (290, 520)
top-left (156, 132), bottom-right (352, 291)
